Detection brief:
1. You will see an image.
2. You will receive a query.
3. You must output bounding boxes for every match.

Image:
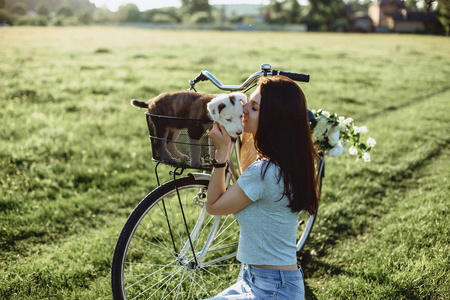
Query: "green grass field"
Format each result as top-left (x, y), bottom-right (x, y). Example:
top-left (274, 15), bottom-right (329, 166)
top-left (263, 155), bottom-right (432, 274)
top-left (1, 27), bottom-right (449, 299)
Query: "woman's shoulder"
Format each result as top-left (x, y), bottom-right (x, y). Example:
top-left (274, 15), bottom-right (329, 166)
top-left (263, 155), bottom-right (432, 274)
top-left (246, 159), bottom-right (279, 176)
top-left (247, 159), bottom-right (268, 171)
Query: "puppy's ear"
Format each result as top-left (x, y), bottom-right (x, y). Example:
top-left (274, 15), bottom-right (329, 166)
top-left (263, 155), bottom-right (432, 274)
top-left (229, 95), bottom-right (236, 106)
top-left (217, 103), bottom-right (226, 113)
top-left (207, 95), bottom-right (227, 121)
top-left (230, 92), bottom-right (248, 105)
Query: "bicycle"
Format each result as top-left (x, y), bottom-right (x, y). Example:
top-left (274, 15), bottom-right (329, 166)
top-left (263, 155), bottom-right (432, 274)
top-left (111, 64), bottom-right (325, 299)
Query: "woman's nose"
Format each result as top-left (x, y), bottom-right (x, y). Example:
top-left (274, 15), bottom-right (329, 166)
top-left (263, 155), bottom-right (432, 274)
top-left (243, 103), bottom-right (249, 113)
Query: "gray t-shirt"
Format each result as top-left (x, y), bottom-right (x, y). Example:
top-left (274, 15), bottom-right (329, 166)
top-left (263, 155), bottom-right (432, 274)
top-left (235, 160), bottom-right (298, 265)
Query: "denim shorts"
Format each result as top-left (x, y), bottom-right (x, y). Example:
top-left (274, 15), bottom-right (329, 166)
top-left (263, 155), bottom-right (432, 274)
top-left (205, 264), bottom-right (305, 300)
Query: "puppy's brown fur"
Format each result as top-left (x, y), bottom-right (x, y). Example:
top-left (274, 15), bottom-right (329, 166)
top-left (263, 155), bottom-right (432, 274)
top-left (132, 91), bottom-right (215, 122)
top-left (131, 91), bottom-right (216, 167)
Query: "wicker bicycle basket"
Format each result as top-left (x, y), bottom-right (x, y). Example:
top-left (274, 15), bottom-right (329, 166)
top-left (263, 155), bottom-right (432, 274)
top-left (145, 112), bottom-right (215, 171)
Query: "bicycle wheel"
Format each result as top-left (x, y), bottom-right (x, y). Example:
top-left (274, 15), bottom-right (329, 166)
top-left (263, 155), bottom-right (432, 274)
top-left (296, 156), bottom-right (325, 254)
top-left (111, 175), bottom-right (241, 300)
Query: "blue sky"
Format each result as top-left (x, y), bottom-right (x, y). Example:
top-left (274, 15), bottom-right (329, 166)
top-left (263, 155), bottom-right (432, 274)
top-left (91, 0), bottom-right (271, 12)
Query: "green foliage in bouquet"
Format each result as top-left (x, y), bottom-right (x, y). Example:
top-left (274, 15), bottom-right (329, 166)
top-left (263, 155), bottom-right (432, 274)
top-left (312, 109), bottom-right (376, 162)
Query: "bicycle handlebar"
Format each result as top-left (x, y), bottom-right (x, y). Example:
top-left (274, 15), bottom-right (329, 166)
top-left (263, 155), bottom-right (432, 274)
top-left (276, 71), bottom-right (310, 82)
top-left (188, 64), bottom-right (309, 92)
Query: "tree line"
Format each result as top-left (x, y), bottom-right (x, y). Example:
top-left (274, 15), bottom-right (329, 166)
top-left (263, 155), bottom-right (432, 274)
top-left (0, 0), bottom-right (448, 35)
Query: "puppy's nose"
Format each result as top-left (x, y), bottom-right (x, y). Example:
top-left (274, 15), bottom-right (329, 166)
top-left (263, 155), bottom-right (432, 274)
top-left (236, 131), bottom-right (242, 136)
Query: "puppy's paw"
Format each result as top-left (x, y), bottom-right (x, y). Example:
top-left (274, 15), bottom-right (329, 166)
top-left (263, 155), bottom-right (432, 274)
top-left (190, 161), bottom-right (203, 169)
top-left (171, 152), bottom-right (189, 161)
top-left (166, 158), bottom-right (177, 164)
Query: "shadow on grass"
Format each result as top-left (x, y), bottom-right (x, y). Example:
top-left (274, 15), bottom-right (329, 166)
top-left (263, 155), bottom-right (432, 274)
top-left (301, 252), bottom-right (357, 299)
top-left (297, 138), bottom-right (450, 284)
top-left (360, 87), bottom-right (450, 122)
top-left (305, 283), bottom-right (319, 300)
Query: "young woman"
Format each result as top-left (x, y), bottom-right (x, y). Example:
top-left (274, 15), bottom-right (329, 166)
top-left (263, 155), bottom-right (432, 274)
top-left (205, 75), bottom-right (319, 300)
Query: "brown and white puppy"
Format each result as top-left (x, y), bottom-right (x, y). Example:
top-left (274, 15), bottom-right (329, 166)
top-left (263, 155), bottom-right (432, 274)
top-left (131, 91), bottom-right (247, 168)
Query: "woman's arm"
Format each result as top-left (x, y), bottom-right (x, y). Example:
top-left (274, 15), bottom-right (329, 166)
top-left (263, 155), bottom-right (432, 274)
top-left (206, 123), bottom-right (253, 215)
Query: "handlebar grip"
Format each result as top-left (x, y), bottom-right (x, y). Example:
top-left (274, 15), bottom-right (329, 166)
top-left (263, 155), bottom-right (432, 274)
top-left (190, 72), bottom-right (208, 84)
top-left (277, 71), bottom-right (310, 82)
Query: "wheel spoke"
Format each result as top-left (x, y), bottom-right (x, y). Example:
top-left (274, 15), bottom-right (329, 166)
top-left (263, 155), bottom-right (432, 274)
top-left (112, 173), bottom-right (318, 299)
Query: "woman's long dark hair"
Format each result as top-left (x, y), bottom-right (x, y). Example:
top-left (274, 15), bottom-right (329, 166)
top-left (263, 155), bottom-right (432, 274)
top-left (254, 76), bottom-right (320, 214)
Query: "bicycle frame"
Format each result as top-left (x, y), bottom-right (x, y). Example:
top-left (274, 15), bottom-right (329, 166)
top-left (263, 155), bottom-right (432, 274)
top-left (152, 63), bottom-right (316, 267)
top-left (112, 64), bottom-right (322, 299)
top-left (153, 138), bottom-right (241, 268)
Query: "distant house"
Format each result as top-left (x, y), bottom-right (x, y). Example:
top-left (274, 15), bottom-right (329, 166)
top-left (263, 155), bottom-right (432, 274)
top-left (368, 0), bottom-right (405, 29)
top-left (391, 10), bottom-right (440, 32)
top-left (368, 0), bottom-right (441, 33)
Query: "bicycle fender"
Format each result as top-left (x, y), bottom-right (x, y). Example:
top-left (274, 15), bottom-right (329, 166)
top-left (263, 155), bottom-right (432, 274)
top-left (188, 172), bottom-right (211, 181)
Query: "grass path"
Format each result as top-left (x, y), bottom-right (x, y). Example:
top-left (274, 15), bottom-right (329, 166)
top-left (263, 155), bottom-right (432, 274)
top-left (1, 27), bottom-right (449, 299)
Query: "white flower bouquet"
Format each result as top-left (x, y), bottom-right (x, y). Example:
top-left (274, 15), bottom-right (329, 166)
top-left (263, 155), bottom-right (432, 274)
top-left (311, 109), bottom-right (376, 162)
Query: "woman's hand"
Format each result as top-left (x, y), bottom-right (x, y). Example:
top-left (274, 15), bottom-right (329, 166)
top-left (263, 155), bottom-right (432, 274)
top-left (207, 123), bottom-right (253, 216)
top-left (208, 123), bottom-right (232, 163)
